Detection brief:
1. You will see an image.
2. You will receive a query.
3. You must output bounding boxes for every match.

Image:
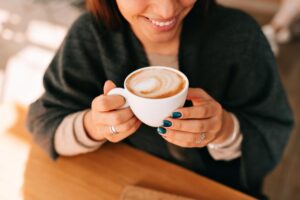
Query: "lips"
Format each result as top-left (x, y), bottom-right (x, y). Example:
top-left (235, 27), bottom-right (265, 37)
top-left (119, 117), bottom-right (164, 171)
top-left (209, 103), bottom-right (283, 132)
top-left (149, 18), bottom-right (176, 27)
top-left (144, 16), bottom-right (177, 31)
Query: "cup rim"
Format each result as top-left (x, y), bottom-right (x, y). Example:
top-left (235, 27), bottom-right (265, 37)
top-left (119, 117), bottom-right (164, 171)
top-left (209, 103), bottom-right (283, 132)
top-left (124, 66), bottom-right (189, 101)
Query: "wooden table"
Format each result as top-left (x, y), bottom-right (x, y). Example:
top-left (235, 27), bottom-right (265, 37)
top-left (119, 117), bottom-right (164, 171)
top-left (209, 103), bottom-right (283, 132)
top-left (0, 103), bottom-right (255, 200)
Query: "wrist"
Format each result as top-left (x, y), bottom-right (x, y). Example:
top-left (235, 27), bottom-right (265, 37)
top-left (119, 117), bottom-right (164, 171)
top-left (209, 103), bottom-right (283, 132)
top-left (83, 110), bottom-right (106, 142)
top-left (210, 110), bottom-right (234, 145)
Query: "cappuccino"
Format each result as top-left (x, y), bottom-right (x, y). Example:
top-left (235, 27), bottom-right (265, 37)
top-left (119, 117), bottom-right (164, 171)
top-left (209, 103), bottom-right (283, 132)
top-left (126, 68), bottom-right (186, 99)
top-left (108, 66), bottom-right (189, 127)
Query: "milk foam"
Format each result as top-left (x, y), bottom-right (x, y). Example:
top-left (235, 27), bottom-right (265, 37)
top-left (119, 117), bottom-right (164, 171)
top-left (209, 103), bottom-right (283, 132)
top-left (127, 68), bottom-right (185, 98)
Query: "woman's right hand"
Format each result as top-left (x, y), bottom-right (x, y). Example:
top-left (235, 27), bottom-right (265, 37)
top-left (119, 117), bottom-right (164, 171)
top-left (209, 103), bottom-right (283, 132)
top-left (83, 80), bottom-right (142, 143)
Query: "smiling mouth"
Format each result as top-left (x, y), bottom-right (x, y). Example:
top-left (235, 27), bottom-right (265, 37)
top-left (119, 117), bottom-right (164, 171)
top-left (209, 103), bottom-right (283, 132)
top-left (145, 17), bottom-right (177, 29)
top-left (148, 18), bottom-right (176, 27)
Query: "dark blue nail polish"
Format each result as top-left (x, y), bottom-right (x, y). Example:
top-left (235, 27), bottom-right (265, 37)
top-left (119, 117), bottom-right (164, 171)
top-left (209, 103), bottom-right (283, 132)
top-left (171, 112), bottom-right (182, 119)
top-left (163, 120), bottom-right (172, 127)
top-left (157, 127), bottom-right (167, 134)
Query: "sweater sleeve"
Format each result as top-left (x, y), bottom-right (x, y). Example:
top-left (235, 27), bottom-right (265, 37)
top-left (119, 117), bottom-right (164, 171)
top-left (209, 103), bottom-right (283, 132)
top-left (223, 16), bottom-right (294, 192)
top-left (26, 13), bottom-right (107, 159)
top-left (54, 110), bottom-right (105, 156)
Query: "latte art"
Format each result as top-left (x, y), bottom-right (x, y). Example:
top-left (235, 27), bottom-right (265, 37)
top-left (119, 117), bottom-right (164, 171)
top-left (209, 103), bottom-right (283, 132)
top-left (126, 68), bottom-right (186, 99)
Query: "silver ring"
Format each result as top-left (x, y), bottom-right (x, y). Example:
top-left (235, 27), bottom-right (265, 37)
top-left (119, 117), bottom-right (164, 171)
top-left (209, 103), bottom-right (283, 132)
top-left (196, 132), bottom-right (206, 144)
top-left (109, 125), bottom-right (119, 135)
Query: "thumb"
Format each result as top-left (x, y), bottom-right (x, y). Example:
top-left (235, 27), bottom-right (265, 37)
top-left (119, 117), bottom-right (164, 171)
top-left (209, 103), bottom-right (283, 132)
top-left (103, 80), bottom-right (117, 95)
top-left (186, 88), bottom-right (211, 101)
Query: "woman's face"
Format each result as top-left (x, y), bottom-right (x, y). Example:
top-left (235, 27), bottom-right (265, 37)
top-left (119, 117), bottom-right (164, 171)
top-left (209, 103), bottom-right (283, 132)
top-left (115, 0), bottom-right (197, 45)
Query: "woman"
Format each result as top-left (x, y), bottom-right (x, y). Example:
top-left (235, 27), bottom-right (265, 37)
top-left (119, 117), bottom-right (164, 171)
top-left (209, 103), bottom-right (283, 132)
top-left (27, 0), bottom-right (294, 199)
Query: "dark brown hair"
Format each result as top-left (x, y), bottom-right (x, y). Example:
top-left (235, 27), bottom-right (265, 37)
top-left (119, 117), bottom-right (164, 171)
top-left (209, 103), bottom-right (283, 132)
top-left (86, 0), bottom-right (216, 30)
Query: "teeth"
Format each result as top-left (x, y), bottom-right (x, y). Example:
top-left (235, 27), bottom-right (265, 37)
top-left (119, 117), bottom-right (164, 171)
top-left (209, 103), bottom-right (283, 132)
top-left (149, 18), bottom-right (175, 27)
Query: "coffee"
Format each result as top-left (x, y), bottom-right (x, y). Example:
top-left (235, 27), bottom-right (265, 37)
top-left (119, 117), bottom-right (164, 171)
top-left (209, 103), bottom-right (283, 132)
top-left (108, 66), bottom-right (189, 127)
top-left (126, 68), bottom-right (186, 99)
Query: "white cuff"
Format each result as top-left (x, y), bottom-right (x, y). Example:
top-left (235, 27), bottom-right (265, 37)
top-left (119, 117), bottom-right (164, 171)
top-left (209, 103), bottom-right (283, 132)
top-left (207, 113), bottom-right (243, 161)
top-left (208, 134), bottom-right (243, 161)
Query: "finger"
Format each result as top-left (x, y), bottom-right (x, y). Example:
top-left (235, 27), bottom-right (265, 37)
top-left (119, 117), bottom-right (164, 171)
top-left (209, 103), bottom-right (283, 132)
top-left (103, 80), bottom-right (116, 95)
top-left (163, 117), bottom-right (221, 133)
top-left (92, 94), bottom-right (126, 111)
top-left (172, 102), bottom-right (221, 119)
top-left (186, 88), bottom-right (212, 101)
top-left (97, 116), bottom-right (136, 136)
top-left (159, 129), bottom-right (208, 148)
top-left (105, 118), bottom-right (142, 143)
top-left (93, 107), bottom-right (134, 125)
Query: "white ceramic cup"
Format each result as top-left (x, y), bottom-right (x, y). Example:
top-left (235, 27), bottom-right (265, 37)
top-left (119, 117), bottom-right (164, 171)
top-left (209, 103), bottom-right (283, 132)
top-left (107, 66), bottom-right (189, 127)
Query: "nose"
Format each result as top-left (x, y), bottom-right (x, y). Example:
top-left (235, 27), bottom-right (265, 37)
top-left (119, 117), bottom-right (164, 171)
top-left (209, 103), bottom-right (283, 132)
top-left (151, 0), bottom-right (178, 19)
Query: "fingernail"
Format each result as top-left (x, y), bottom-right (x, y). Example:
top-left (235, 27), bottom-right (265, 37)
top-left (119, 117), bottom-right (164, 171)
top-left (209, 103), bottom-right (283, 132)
top-left (163, 120), bottom-right (172, 127)
top-left (171, 112), bottom-right (182, 119)
top-left (157, 127), bottom-right (167, 134)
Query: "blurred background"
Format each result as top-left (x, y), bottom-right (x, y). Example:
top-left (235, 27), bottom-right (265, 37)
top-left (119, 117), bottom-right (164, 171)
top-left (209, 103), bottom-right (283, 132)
top-left (0, 0), bottom-right (299, 199)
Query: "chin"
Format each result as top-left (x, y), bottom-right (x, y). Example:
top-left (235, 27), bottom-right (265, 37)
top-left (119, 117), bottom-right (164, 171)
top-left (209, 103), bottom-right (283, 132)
top-left (146, 32), bottom-right (178, 44)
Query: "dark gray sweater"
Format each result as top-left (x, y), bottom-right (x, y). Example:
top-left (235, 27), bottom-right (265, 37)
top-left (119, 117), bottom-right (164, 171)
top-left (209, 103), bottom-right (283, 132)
top-left (26, 4), bottom-right (293, 199)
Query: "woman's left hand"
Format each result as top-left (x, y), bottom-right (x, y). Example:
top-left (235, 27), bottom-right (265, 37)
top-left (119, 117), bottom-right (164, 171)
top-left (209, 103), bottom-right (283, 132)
top-left (158, 88), bottom-right (234, 148)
